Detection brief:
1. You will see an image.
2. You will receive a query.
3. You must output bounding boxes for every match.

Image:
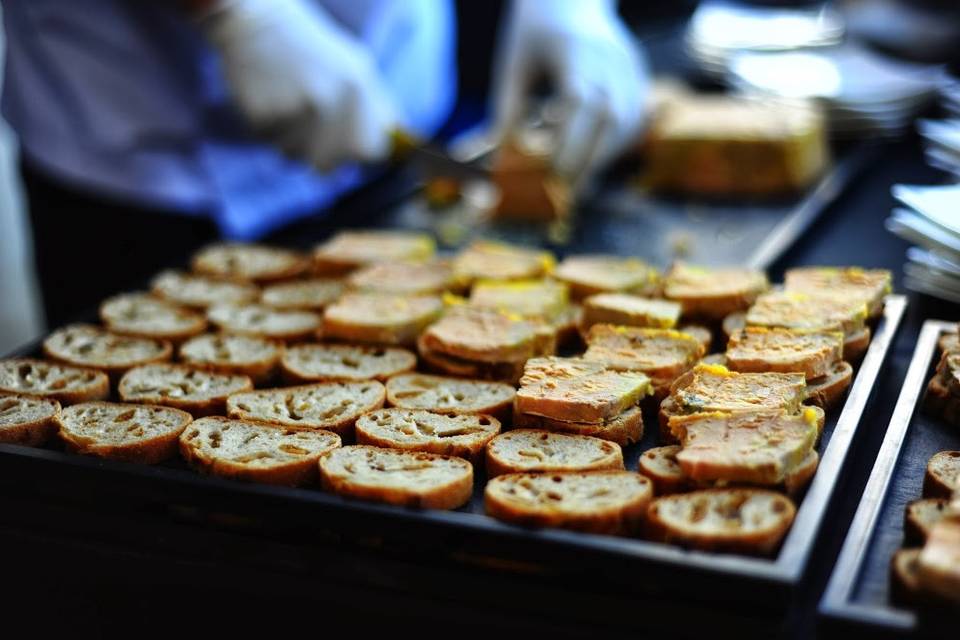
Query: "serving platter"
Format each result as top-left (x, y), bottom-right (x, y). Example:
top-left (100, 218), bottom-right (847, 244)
top-left (819, 319), bottom-right (956, 637)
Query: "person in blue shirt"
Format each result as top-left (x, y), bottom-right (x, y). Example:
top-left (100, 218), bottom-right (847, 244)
top-left (3, 0), bottom-right (648, 327)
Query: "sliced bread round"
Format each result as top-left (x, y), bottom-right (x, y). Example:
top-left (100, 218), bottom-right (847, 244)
top-left (208, 304), bottom-right (321, 342)
top-left (638, 445), bottom-right (688, 495)
top-left (192, 243), bottom-right (309, 283)
top-left (512, 405), bottom-right (644, 447)
top-left (100, 292), bottom-right (207, 342)
top-left (260, 278), bottom-right (344, 310)
top-left (178, 333), bottom-right (282, 384)
top-left (485, 429), bottom-right (624, 478)
top-left (804, 360), bottom-right (853, 409)
top-left (904, 498), bottom-right (949, 546)
top-left (319, 445), bottom-right (473, 509)
top-left (355, 408), bottom-right (500, 463)
top-left (385, 374), bottom-right (515, 422)
top-left (118, 364), bottom-right (253, 416)
top-left (923, 451), bottom-right (960, 498)
top-left (485, 471), bottom-right (653, 535)
top-left (44, 324), bottom-right (172, 377)
top-left (281, 343), bottom-right (416, 383)
top-left (0, 394), bottom-right (61, 446)
top-left (0, 358), bottom-right (109, 405)
top-left (322, 293), bottom-right (443, 346)
top-left (151, 270), bottom-right (260, 309)
top-left (347, 260), bottom-right (458, 295)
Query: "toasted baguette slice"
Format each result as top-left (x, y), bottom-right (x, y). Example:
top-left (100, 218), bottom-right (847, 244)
top-left (355, 408), bottom-right (500, 463)
top-left (469, 279), bottom-right (569, 322)
top-left (638, 445), bottom-right (688, 494)
top-left (192, 243), bottom-right (309, 283)
top-left (313, 230), bottom-right (436, 276)
top-left (322, 293), bottom-right (442, 347)
top-left (180, 416), bottom-right (340, 486)
top-left (516, 357), bottom-right (651, 424)
top-left (151, 270), bottom-right (260, 309)
top-left (583, 325), bottom-right (704, 380)
top-left (512, 404), bottom-right (644, 446)
top-left (581, 294), bottom-right (681, 332)
top-left (485, 429), bottom-right (624, 477)
top-left (746, 291), bottom-right (868, 338)
top-left (260, 278), bottom-right (344, 310)
top-left (178, 333), bottom-right (282, 384)
top-left (0, 394), bottom-right (60, 446)
top-left (118, 364), bottom-right (253, 416)
top-left (939, 332), bottom-right (960, 356)
top-left (726, 327), bottom-right (844, 380)
top-left (0, 359), bottom-right (109, 405)
top-left (554, 254), bottom-right (660, 300)
top-left (890, 549), bottom-right (925, 606)
top-left (905, 498), bottom-right (950, 546)
top-left (925, 374), bottom-right (960, 427)
top-left (646, 489), bottom-right (796, 555)
top-left (452, 240), bottom-right (554, 285)
top-left (916, 520), bottom-right (960, 604)
top-left (784, 266), bottom-right (891, 318)
top-left (669, 364), bottom-right (807, 415)
top-left (843, 327), bottom-right (871, 365)
top-left (671, 410), bottom-right (819, 485)
top-left (44, 324), bottom-right (172, 378)
top-left (385, 374), bottom-right (515, 422)
top-left (419, 306), bottom-right (539, 364)
top-left (226, 381), bottom-right (385, 436)
top-left (804, 361), bottom-right (853, 409)
top-left (485, 471), bottom-right (653, 535)
top-left (319, 445), bottom-right (473, 509)
top-left (936, 352), bottom-right (960, 397)
top-left (663, 263), bottom-right (769, 321)
top-left (100, 292), bottom-right (207, 342)
top-left (781, 449), bottom-right (819, 497)
top-left (282, 344), bottom-right (415, 383)
top-left (57, 401), bottom-right (192, 464)
top-left (417, 340), bottom-right (527, 385)
top-left (924, 451), bottom-right (960, 499)
top-left (208, 304), bottom-right (321, 342)
top-left (347, 260), bottom-right (458, 295)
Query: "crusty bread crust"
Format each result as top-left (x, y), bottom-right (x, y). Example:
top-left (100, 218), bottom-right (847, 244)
top-left (208, 304), bottom-right (321, 342)
top-left (313, 230), bottom-right (436, 276)
top-left (554, 254), bottom-right (660, 300)
top-left (385, 374), bottom-right (515, 422)
top-left (485, 471), bottom-right (653, 535)
top-left (646, 488), bottom-right (796, 555)
top-left (178, 333), bottom-right (282, 385)
top-left (192, 243), bottom-right (309, 283)
top-left (260, 278), bottom-right (344, 310)
top-left (319, 445), bottom-right (473, 509)
top-left (100, 292), bottom-right (207, 343)
top-left (0, 394), bottom-right (61, 446)
top-left (226, 381), bottom-right (385, 436)
top-left (512, 404), bottom-right (644, 447)
top-left (923, 451), bottom-right (960, 499)
top-left (0, 358), bottom-right (109, 405)
top-left (485, 429), bottom-right (624, 477)
top-left (843, 327), bottom-right (871, 365)
top-left (118, 364), bottom-right (253, 416)
top-left (904, 498), bottom-right (949, 546)
top-left (638, 445), bottom-right (688, 495)
top-left (322, 293), bottom-right (442, 346)
top-left (43, 324), bottom-right (173, 378)
top-left (151, 270), bottom-right (260, 309)
top-left (663, 263), bottom-right (769, 321)
top-left (925, 375), bottom-right (960, 427)
top-left (281, 343), bottom-right (416, 383)
top-left (57, 401), bottom-right (193, 464)
top-left (355, 408), bottom-right (500, 463)
top-left (180, 416), bottom-right (340, 486)
top-left (804, 361), bottom-right (853, 409)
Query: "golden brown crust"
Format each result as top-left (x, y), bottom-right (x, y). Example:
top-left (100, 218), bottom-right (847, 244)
top-left (419, 307), bottom-right (539, 364)
top-left (0, 358), bottom-right (109, 405)
top-left (485, 429), bottom-right (624, 477)
top-left (417, 339), bottom-right (527, 385)
top-left (923, 451), bottom-right (960, 499)
top-left (804, 361), bottom-right (853, 410)
top-left (638, 445), bottom-right (688, 495)
top-left (904, 498), bottom-right (949, 546)
top-left (118, 364), bottom-right (253, 417)
top-left (663, 263), bottom-right (769, 321)
top-left (843, 327), bottom-right (871, 365)
top-left (0, 394), bottom-right (61, 447)
top-left (43, 324), bottom-right (173, 378)
top-left (925, 375), bottom-right (960, 427)
top-left (355, 408), bottom-right (500, 464)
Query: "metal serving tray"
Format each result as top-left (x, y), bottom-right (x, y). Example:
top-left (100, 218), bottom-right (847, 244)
top-left (0, 296), bottom-right (905, 630)
top-left (820, 319), bottom-right (957, 637)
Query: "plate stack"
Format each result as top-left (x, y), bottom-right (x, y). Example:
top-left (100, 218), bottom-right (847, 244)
top-left (684, 1), bottom-right (844, 78)
top-left (916, 79), bottom-right (960, 179)
top-left (886, 184), bottom-right (960, 303)
top-left (728, 43), bottom-right (947, 138)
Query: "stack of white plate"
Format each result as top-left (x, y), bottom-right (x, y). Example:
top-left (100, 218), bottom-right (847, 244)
top-left (684, 1), bottom-right (844, 78)
top-left (728, 43), bottom-right (947, 138)
top-left (886, 184), bottom-right (960, 303)
top-left (916, 79), bottom-right (960, 179)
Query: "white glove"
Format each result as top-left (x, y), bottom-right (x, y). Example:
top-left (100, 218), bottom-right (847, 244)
top-left (492, 0), bottom-right (649, 179)
top-left (203, 0), bottom-right (397, 171)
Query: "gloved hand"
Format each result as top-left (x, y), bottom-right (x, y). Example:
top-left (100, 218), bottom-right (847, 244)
top-left (202, 0), bottom-right (397, 171)
top-left (492, 0), bottom-right (649, 179)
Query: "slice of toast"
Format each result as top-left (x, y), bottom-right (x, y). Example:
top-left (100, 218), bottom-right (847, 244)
top-left (419, 306), bottom-right (539, 364)
top-left (658, 399), bottom-right (825, 445)
top-left (417, 340), bottom-right (528, 385)
top-left (208, 304), bottom-right (321, 342)
top-left (663, 263), bottom-right (769, 321)
top-left (513, 403), bottom-right (643, 446)
top-left (784, 266), bottom-right (891, 318)
top-left (670, 410), bottom-right (819, 485)
top-left (582, 325), bottom-right (704, 380)
top-left (469, 279), bottom-right (569, 323)
top-left (923, 451), bottom-right (960, 499)
top-left (646, 488), bottom-right (796, 555)
top-left (916, 520), bottom-right (960, 604)
top-left (925, 375), bottom-right (960, 427)
top-left (485, 429), bottom-right (624, 477)
top-left (318, 445), bottom-right (473, 509)
top-left (355, 408), bottom-right (500, 463)
top-left (725, 327), bottom-right (844, 380)
top-left (554, 254), bottom-right (660, 300)
top-left (100, 292), bottom-right (207, 342)
top-left (226, 381), bottom-right (385, 436)
top-left (905, 498), bottom-right (950, 546)
top-left (581, 293), bottom-right (681, 332)
top-left (669, 364), bottom-right (807, 415)
top-left (118, 364), bottom-right (253, 416)
top-left (936, 352), bottom-right (960, 397)
top-left (151, 270), bottom-right (260, 309)
top-left (322, 293), bottom-right (443, 347)
top-left (281, 343), bottom-right (416, 383)
top-left (313, 230), bottom-right (435, 276)
top-left (180, 416), bottom-right (340, 486)
top-left (890, 548), bottom-right (925, 606)
top-left (44, 324), bottom-right (172, 378)
top-left (746, 291), bottom-right (868, 338)
top-left (0, 394), bottom-right (60, 446)
top-left (385, 374), bottom-right (515, 422)
top-left (843, 327), bottom-right (872, 365)
top-left (485, 471), bottom-right (653, 535)
top-left (638, 445), bottom-right (688, 495)
top-left (260, 278), bottom-right (344, 310)
top-left (192, 243), bottom-right (309, 283)
top-left (57, 401), bottom-right (192, 464)
top-left (451, 240), bottom-right (554, 285)
top-left (0, 358), bottom-right (109, 405)
top-left (178, 333), bottom-right (282, 385)
top-left (804, 361), bottom-right (853, 409)
top-left (347, 260), bottom-right (458, 296)
top-left (516, 357), bottom-right (651, 424)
